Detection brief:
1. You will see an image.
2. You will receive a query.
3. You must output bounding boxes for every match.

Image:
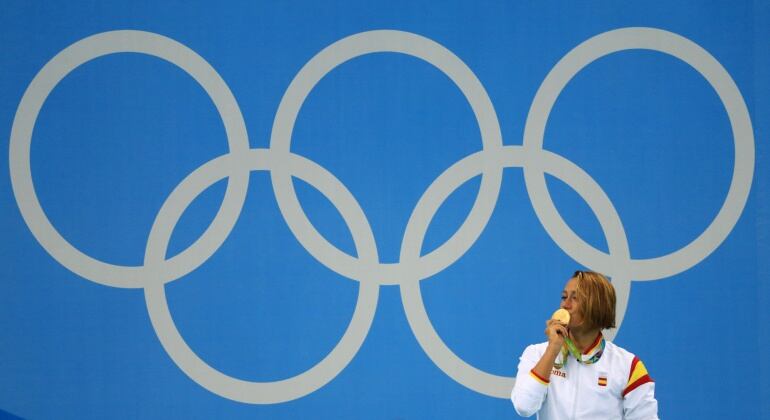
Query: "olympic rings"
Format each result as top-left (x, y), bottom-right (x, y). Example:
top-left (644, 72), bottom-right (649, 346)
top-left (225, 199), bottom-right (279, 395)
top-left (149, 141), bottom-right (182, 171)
top-left (9, 27), bottom-right (753, 402)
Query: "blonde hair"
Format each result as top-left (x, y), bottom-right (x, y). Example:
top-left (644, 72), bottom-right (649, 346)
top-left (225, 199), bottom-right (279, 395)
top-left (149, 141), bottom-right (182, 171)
top-left (573, 270), bottom-right (616, 330)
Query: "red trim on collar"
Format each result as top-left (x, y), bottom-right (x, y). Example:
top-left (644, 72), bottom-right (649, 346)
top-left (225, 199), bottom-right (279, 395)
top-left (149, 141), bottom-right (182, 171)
top-left (583, 332), bottom-right (603, 355)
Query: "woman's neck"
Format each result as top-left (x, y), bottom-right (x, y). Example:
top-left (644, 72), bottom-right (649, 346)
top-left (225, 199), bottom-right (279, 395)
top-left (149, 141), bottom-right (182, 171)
top-left (569, 328), bottom-right (601, 353)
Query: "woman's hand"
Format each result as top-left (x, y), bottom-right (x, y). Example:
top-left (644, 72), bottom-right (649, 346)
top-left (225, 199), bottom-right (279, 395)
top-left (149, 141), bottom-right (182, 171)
top-left (544, 319), bottom-right (569, 351)
top-left (529, 319), bottom-right (569, 380)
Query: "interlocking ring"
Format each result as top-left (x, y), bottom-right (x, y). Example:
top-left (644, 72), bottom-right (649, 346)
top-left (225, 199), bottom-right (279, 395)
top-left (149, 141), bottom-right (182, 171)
top-left (9, 27), bottom-right (753, 403)
top-left (9, 30), bottom-right (251, 289)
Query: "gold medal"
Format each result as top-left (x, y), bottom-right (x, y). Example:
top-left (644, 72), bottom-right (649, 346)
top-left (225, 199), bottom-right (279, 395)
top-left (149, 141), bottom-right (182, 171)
top-left (551, 308), bottom-right (570, 325)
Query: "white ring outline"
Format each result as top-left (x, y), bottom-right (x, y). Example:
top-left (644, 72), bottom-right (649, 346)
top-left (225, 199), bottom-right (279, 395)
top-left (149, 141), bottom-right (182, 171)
top-left (522, 27), bottom-right (754, 281)
top-left (144, 149), bottom-right (379, 404)
top-left (9, 30), bottom-right (250, 288)
top-left (399, 146), bottom-right (631, 398)
top-left (269, 30), bottom-right (504, 286)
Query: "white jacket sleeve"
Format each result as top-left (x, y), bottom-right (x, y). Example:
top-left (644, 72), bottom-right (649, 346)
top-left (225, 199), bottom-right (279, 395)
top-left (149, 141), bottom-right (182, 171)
top-left (623, 381), bottom-right (659, 420)
top-left (622, 357), bottom-right (659, 420)
top-left (511, 345), bottom-right (549, 417)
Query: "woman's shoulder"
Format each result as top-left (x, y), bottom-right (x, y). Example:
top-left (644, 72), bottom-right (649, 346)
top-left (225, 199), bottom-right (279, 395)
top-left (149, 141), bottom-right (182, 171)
top-left (603, 339), bottom-right (638, 365)
top-left (602, 339), bottom-right (656, 396)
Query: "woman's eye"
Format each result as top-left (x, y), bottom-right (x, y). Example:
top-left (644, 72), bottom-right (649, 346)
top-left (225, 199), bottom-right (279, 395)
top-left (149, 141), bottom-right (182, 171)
top-left (560, 296), bottom-right (566, 301)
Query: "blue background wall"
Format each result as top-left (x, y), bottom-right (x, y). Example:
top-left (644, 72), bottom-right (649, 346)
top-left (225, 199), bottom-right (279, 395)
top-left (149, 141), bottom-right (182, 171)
top-left (1, 1), bottom-right (768, 418)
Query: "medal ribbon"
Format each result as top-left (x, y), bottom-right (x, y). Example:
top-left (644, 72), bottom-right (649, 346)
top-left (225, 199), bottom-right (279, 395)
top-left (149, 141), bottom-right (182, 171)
top-left (553, 334), bottom-right (605, 368)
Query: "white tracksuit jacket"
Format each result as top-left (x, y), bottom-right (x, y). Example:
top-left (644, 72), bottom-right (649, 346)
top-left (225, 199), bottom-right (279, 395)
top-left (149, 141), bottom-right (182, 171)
top-left (511, 337), bottom-right (659, 419)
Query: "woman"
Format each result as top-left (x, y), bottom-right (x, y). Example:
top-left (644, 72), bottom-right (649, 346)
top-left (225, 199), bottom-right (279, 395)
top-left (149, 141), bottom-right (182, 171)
top-left (511, 271), bottom-right (658, 419)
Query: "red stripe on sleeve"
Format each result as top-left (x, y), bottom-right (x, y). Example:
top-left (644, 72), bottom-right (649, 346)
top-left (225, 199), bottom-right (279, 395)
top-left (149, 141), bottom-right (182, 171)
top-left (530, 369), bottom-right (550, 384)
top-left (628, 356), bottom-right (640, 381)
top-left (623, 374), bottom-right (653, 397)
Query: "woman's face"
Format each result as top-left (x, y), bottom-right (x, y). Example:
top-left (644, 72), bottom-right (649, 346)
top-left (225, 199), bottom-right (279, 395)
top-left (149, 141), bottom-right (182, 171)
top-left (560, 277), bottom-right (583, 329)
